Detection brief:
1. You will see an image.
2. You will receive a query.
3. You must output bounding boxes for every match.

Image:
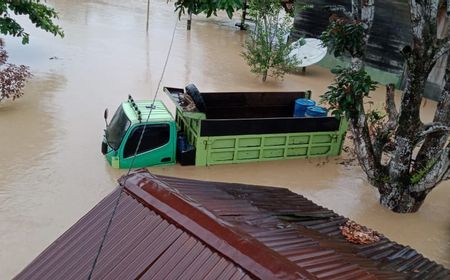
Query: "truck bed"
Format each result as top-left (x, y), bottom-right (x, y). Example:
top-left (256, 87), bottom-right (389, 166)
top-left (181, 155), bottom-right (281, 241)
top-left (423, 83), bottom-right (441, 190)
top-left (164, 86), bottom-right (341, 136)
top-left (164, 86), bottom-right (347, 166)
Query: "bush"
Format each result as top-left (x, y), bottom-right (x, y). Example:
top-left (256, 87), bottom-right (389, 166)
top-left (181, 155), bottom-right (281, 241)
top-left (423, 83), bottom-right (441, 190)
top-left (242, 0), bottom-right (302, 81)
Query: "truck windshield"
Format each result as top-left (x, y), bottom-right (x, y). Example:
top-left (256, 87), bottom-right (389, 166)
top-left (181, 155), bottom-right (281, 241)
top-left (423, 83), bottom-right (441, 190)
top-left (106, 105), bottom-right (131, 150)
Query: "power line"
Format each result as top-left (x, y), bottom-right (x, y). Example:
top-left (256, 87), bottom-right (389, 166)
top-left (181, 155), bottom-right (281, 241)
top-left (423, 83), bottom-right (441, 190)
top-left (87, 17), bottom-right (179, 280)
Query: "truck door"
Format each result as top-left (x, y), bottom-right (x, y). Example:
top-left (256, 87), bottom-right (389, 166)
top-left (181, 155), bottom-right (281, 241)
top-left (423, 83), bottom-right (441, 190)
top-left (119, 123), bottom-right (175, 168)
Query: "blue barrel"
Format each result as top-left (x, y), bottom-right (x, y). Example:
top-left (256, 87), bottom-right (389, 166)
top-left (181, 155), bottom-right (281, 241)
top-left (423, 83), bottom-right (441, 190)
top-left (177, 134), bottom-right (188, 152)
top-left (293, 98), bottom-right (316, 117)
top-left (305, 106), bottom-right (328, 117)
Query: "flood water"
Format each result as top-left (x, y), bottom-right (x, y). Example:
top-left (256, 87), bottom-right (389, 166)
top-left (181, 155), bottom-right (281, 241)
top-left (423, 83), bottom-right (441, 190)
top-left (0, 0), bottom-right (449, 278)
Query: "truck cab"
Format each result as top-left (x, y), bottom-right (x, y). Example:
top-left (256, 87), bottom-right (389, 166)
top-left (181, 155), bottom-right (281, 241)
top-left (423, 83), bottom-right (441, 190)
top-left (102, 96), bottom-right (176, 169)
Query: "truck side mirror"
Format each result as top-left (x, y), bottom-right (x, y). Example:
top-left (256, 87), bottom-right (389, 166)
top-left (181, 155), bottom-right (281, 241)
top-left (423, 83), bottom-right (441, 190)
top-left (104, 108), bottom-right (109, 126)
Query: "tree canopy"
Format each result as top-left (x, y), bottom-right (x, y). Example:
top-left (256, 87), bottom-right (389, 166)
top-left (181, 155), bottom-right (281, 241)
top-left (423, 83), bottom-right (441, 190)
top-left (0, 38), bottom-right (31, 102)
top-left (0, 1), bottom-right (64, 103)
top-left (0, 0), bottom-right (64, 44)
top-left (172, 0), bottom-right (243, 19)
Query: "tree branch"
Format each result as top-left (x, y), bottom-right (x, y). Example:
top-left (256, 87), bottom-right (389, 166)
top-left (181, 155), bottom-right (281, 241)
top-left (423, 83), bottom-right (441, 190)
top-left (410, 148), bottom-right (450, 192)
top-left (431, 37), bottom-right (450, 66)
top-left (323, 5), bottom-right (352, 19)
top-left (414, 43), bottom-right (450, 171)
top-left (373, 130), bottom-right (391, 162)
top-left (373, 84), bottom-right (398, 160)
top-left (360, 0), bottom-right (375, 31)
top-left (414, 125), bottom-right (450, 149)
top-left (346, 0), bottom-right (379, 184)
top-left (409, 0), bottom-right (439, 46)
top-left (418, 122), bottom-right (450, 139)
top-left (349, 112), bottom-right (381, 186)
top-left (385, 83), bottom-right (398, 125)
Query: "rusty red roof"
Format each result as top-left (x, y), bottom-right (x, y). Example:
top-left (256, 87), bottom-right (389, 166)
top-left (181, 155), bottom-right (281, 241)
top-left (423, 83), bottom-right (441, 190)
top-left (15, 169), bottom-right (450, 280)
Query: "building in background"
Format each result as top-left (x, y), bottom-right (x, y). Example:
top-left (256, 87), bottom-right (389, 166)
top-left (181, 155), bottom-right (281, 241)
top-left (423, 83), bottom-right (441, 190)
top-left (291, 0), bottom-right (447, 100)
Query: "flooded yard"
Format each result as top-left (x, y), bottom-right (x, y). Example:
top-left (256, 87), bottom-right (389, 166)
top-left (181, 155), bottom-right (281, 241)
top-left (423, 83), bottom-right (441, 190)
top-left (0, 0), bottom-right (448, 278)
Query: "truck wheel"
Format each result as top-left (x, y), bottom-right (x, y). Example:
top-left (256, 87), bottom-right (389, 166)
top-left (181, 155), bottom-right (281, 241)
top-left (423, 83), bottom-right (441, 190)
top-left (185, 83), bottom-right (206, 113)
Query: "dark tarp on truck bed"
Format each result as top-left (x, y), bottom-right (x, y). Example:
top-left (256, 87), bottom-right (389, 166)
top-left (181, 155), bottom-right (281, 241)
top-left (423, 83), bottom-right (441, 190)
top-left (200, 116), bottom-right (341, 136)
top-left (201, 91), bottom-right (310, 119)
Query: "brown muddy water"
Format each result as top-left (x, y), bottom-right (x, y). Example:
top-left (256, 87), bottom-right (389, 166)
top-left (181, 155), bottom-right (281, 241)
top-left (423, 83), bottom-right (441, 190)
top-left (0, 0), bottom-right (449, 278)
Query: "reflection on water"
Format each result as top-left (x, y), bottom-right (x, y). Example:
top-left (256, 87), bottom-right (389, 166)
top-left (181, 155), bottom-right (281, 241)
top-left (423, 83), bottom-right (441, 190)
top-left (0, 0), bottom-right (449, 278)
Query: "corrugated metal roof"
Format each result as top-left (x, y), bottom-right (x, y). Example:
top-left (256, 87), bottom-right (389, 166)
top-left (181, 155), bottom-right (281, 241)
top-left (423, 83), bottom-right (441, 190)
top-left (158, 175), bottom-right (450, 280)
top-left (14, 186), bottom-right (253, 280)
top-left (15, 169), bottom-right (450, 279)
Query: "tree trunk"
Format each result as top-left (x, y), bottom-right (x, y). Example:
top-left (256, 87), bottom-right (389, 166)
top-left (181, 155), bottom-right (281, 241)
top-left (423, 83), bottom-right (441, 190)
top-left (324, 0), bottom-right (450, 213)
top-left (414, 21), bottom-right (450, 171)
top-left (379, 186), bottom-right (427, 213)
top-left (387, 0), bottom-right (445, 193)
top-left (239, 0), bottom-right (247, 31)
top-left (346, 1), bottom-right (379, 184)
top-left (349, 113), bottom-right (379, 186)
top-left (262, 70), bottom-right (267, 81)
top-left (414, 84), bottom-right (450, 170)
top-left (388, 65), bottom-right (426, 183)
top-left (351, 57), bottom-right (364, 71)
top-left (187, 12), bottom-right (192, 31)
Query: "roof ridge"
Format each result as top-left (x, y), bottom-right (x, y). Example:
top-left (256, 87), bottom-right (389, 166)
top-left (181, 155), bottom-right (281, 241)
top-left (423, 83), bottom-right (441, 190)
top-left (120, 169), bottom-right (315, 280)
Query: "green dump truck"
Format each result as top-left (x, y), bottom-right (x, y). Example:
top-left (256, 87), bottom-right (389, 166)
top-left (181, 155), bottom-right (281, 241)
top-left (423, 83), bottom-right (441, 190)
top-left (102, 84), bottom-right (348, 169)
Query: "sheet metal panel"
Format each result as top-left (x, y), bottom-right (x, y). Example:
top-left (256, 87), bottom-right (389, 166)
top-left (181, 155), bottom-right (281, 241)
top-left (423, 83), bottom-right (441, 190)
top-left (159, 175), bottom-right (450, 280)
top-left (14, 187), bottom-right (254, 280)
top-left (124, 173), bottom-right (314, 279)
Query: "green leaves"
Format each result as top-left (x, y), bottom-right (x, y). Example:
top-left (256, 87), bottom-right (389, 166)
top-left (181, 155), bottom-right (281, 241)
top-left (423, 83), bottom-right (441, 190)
top-left (0, 39), bottom-right (32, 102)
top-left (320, 17), bottom-right (365, 58)
top-left (321, 67), bottom-right (377, 118)
top-left (241, 0), bottom-right (303, 81)
top-left (0, 0), bottom-right (63, 44)
top-left (172, 0), bottom-right (244, 19)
